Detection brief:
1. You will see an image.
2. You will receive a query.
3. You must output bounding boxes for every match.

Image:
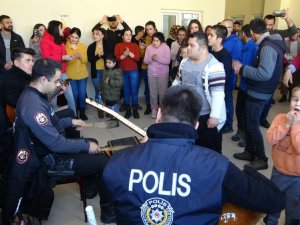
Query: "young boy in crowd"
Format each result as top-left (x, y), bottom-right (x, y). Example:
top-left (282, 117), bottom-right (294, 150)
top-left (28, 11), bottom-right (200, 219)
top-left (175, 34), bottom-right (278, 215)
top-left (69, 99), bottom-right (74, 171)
top-left (264, 86), bottom-right (300, 224)
top-left (98, 54), bottom-right (123, 127)
top-left (170, 43), bottom-right (188, 81)
top-left (208, 24), bottom-right (233, 132)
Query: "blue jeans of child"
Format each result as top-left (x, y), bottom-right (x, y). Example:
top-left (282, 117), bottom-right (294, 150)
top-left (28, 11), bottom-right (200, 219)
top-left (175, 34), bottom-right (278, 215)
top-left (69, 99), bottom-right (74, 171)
top-left (265, 168), bottom-right (300, 225)
top-left (70, 78), bottom-right (87, 109)
top-left (224, 89), bottom-right (234, 128)
top-left (92, 70), bottom-right (103, 101)
top-left (123, 70), bottom-right (139, 105)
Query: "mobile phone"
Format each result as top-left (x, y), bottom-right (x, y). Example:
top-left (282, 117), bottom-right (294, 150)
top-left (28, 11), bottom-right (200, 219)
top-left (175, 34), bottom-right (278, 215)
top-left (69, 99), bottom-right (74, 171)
top-left (107, 16), bottom-right (116, 22)
top-left (140, 38), bottom-right (146, 44)
top-left (33, 29), bottom-right (40, 37)
top-left (272, 9), bottom-right (286, 17)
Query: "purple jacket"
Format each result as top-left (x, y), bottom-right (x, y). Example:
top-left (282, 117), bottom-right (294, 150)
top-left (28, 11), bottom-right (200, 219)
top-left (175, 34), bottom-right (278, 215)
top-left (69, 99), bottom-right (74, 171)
top-left (143, 43), bottom-right (171, 77)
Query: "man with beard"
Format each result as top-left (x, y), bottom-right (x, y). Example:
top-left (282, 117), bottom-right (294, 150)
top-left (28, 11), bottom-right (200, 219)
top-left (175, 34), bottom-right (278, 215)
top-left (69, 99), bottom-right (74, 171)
top-left (0, 15), bottom-right (25, 85)
top-left (98, 14), bottom-right (130, 54)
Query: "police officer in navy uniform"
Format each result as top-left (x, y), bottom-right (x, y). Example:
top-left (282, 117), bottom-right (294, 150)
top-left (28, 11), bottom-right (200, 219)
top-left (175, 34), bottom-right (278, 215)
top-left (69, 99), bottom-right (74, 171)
top-left (103, 85), bottom-right (284, 225)
top-left (5, 59), bottom-right (115, 223)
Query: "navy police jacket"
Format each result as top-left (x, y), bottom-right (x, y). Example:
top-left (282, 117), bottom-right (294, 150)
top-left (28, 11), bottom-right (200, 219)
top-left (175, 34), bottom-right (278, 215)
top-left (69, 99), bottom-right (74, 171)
top-left (15, 86), bottom-right (89, 157)
top-left (104, 123), bottom-right (285, 225)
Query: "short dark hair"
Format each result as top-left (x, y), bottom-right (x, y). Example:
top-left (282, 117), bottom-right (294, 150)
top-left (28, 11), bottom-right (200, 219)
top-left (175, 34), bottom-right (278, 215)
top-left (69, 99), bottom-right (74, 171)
top-left (11, 47), bottom-right (35, 62)
top-left (233, 21), bottom-right (241, 26)
top-left (106, 53), bottom-right (117, 63)
top-left (152, 32), bottom-right (165, 43)
top-left (212, 24), bottom-right (228, 41)
top-left (121, 27), bottom-right (132, 36)
top-left (0, 15), bottom-right (10, 23)
top-left (189, 31), bottom-right (208, 48)
top-left (92, 24), bottom-right (106, 35)
top-left (70, 27), bottom-right (81, 38)
top-left (134, 25), bottom-right (144, 35)
top-left (264, 14), bottom-right (276, 23)
top-left (242, 24), bottom-right (252, 38)
top-left (47, 20), bottom-right (63, 44)
top-left (249, 18), bottom-right (266, 34)
top-left (160, 85), bottom-right (201, 125)
top-left (31, 59), bottom-right (61, 82)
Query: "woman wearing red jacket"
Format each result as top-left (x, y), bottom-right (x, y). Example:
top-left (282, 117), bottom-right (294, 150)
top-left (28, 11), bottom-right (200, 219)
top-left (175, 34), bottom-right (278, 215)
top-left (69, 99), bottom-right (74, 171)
top-left (114, 28), bottom-right (140, 119)
top-left (40, 20), bottom-right (76, 115)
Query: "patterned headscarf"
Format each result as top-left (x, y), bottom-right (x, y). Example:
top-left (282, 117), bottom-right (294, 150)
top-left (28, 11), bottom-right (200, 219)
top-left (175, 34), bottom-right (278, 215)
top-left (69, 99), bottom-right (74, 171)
top-left (169, 25), bottom-right (181, 39)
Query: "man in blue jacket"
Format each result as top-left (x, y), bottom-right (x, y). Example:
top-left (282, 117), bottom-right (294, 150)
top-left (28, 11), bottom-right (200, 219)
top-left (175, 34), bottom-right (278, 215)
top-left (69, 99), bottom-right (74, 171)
top-left (103, 85), bottom-right (284, 225)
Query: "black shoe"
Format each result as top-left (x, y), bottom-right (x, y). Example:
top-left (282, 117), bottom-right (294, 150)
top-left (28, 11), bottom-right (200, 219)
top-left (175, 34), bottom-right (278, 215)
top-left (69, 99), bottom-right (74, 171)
top-left (79, 109), bottom-right (88, 121)
top-left (260, 120), bottom-right (270, 129)
top-left (98, 109), bottom-right (104, 119)
top-left (233, 151), bottom-right (254, 161)
top-left (220, 126), bottom-right (234, 134)
top-left (238, 139), bottom-right (246, 147)
top-left (132, 105), bottom-right (140, 119)
top-left (144, 104), bottom-right (151, 115)
top-left (244, 158), bottom-right (268, 170)
top-left (231, 129), bottom-right (242, 141)
top-left (278, 95), bottom-right (287, 103)
top-left (124, 106), bottom-right (132, 119)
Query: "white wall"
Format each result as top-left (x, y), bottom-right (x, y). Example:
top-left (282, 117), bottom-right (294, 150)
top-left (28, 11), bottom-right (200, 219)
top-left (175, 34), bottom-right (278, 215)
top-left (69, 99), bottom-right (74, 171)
top-left (3, 0), bottom-right (226, 47)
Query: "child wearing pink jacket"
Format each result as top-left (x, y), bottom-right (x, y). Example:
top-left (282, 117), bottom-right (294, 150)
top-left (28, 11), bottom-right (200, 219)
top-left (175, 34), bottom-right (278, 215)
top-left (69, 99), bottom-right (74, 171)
top-left (144, 32), bottom-right (171, 118)
top-left (264, 86), bottom-right (300, 224)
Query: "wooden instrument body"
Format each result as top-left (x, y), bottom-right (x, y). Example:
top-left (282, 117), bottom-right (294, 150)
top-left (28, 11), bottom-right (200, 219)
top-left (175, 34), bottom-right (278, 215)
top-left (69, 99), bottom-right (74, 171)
top-left (85, 98), bottom-right (264, 225)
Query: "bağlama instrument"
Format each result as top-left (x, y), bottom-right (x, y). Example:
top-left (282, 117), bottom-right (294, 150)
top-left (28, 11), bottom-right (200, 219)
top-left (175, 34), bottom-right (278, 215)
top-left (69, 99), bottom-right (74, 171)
top-left (85, 98), bottom-right (264, 225)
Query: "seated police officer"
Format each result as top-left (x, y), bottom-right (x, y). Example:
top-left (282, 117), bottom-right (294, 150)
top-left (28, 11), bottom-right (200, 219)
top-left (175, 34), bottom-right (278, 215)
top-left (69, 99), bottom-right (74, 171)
top-left (103, 85), bottom-right (284, 224)
top-left (4, 59), bottom-right (115, 223)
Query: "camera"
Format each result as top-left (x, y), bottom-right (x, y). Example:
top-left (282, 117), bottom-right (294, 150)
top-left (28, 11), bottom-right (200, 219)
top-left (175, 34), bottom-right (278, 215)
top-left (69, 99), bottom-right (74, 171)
top-left (272, 9), bottom-right (286, 17)
top-left (107, 16), bottom-right (116, 22)
top-left (33, 29), bottom-right (40, 37)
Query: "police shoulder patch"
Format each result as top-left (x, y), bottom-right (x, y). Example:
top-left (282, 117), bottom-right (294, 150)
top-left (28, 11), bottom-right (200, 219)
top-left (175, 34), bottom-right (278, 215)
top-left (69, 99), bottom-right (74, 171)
top-left (141, 197), bottom-right (174, 225)
top-left (16, 149), bottom-right (30, 164)
top-left (34, 112), bottom-right (48, 126)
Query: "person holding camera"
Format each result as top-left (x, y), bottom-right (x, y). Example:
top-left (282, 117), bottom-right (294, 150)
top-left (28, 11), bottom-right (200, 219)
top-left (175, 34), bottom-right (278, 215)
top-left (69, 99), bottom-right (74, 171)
top-left (98, 14), bottom-right (130, 55)
top-left (29, 23), bottom-right (46, 62)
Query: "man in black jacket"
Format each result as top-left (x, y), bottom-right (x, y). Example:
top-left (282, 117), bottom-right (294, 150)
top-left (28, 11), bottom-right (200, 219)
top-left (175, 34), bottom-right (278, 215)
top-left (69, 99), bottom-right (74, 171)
top-left (0, 15), bottom-right (25, 85)
top-left (98, 14), bottom-right (130, 54)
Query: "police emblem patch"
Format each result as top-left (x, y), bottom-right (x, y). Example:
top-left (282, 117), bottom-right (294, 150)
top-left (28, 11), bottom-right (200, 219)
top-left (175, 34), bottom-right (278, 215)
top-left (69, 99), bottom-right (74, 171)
top-left (34, 112), bottom-right (48, 126)
top-left (141, 197), bottom-right (174, 225)
top-left (16, 149), bottom-right (30, 164)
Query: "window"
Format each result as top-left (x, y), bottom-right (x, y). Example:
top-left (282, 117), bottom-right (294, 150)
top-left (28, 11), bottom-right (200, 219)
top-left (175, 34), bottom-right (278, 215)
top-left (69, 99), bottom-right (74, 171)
top-left (161, 10), bottom-right (202, 39)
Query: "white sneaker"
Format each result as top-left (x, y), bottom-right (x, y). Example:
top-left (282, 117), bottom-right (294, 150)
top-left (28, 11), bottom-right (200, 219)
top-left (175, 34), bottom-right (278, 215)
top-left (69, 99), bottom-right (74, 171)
top-left (151, 109), bottom-right (157, 119)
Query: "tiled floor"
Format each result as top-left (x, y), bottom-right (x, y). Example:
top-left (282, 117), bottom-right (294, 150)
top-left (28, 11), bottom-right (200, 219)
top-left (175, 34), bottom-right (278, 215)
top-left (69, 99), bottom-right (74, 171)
top-left (43, 89), bottom-right (288, 225)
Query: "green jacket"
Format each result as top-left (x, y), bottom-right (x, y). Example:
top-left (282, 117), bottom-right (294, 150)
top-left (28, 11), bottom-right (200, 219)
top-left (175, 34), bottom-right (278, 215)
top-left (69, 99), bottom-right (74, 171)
top-left (98, 68), bottom-right (123, 102)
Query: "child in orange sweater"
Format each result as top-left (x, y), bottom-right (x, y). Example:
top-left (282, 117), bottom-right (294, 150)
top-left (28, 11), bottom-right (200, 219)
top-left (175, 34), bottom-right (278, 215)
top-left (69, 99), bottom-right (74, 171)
top-left (264, 86), bottom-right (300, 225)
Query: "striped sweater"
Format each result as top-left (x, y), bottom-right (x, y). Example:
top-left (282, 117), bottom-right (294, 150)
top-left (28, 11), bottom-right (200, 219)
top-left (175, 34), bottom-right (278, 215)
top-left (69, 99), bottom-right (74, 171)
top-left (173, 55), bottom-right (226, 130)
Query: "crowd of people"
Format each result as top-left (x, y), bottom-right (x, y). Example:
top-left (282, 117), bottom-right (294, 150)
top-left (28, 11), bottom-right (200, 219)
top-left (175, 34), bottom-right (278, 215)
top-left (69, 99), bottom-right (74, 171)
top-left (0, 10), bottom-right (300, 225)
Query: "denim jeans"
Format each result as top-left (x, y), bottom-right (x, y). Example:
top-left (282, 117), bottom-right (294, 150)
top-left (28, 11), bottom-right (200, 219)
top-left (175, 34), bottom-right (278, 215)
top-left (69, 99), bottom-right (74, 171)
top-left (122, 70), bottom-right (139, 105)
top-left (52, 73), bottom-right (76, 115)
top-left (244, 95), bottom-right (268, 159)
top-left (265, 168), bottom-right (300, 225)
top-left (141, 69), bottom-right (150, 104)
top-left (70, 78), bottom-right (87, 109)
top-left (92, 70), bottom-right (103, 101)
top-left (224, 89), bottom-right (234, 127)
top-left (260, 96), bottom-right (273, 123)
